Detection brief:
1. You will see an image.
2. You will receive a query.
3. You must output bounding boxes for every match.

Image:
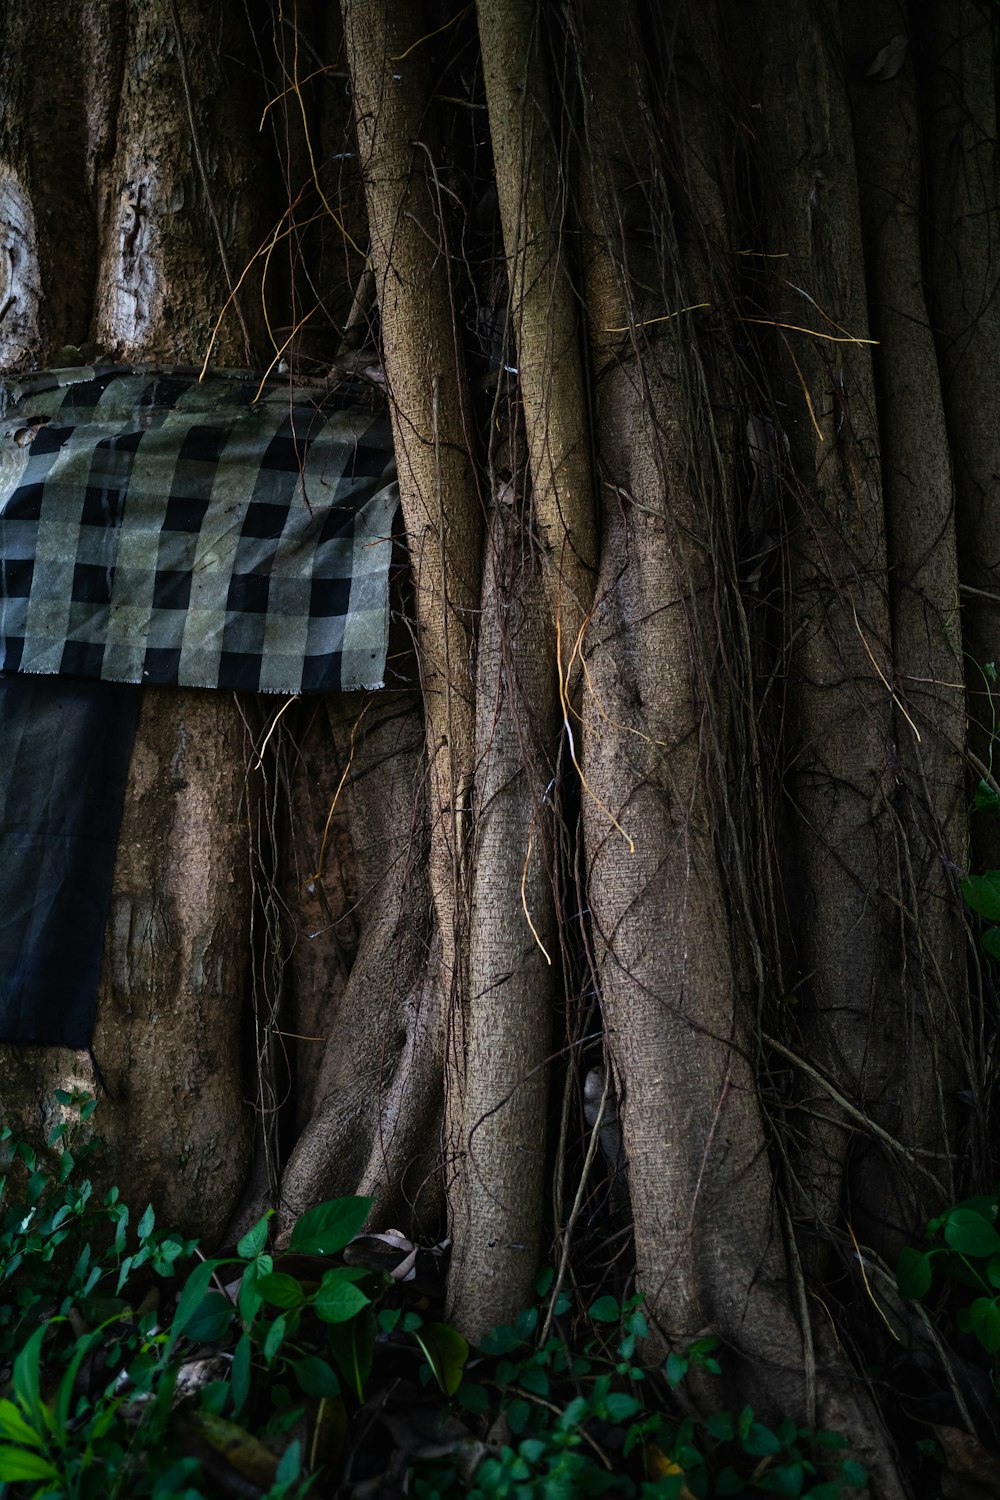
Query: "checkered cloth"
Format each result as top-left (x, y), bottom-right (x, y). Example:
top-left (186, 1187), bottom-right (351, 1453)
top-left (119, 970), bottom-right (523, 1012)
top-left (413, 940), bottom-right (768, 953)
top-left (0, 365), bottom-right (398, 694)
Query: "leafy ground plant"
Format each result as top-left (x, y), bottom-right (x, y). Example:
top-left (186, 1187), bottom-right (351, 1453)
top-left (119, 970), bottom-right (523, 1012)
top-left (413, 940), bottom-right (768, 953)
top-left (409, 1274), bottom-right (866, 1499)
top-left (897, 1192), bottom-right (1000, 1378)
top-left (0, 1098), bottom-right (866, 1498)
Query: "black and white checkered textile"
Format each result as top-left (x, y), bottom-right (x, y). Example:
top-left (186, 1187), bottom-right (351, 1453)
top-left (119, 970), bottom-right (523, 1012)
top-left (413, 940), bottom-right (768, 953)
top-left (0, 365), bottom-right (398, 694)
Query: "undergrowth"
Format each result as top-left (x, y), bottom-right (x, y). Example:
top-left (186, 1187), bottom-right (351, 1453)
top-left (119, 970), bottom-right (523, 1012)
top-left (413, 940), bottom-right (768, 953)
top-left (0, 1096), bottom-right (868, 1498)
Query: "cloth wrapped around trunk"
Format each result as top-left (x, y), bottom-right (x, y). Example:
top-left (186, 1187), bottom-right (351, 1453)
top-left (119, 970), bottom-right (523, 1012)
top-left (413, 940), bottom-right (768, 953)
top-left (0, 365), bottom-right (398, 1047)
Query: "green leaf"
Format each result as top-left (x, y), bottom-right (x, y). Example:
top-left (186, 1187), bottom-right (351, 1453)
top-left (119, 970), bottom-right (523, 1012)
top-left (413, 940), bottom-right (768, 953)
top-left (412, 1321), bottom-right (469, 1397)
top-left (116, 1253), bottom-right (134, 1294)
top-left (604, 1392), bottom-right (641, 1422)
top-left (534, 1267), bottom-right (555, 1296)
top-left (480, 1323), bottom-right (521, 1356)
top-left (705, 1411), bottom-right (734, 1441)
top-left (237, 1212), bottom-right (272, 1261)
top-left (458, 1381), bottom-right (489, 1414)
top-left (981, 927), bottom-right (1000, 961)
top-left (518, 1364), bottom-right (549, 1398)
top-left (13, 1325), bottom-right (46, 1421)
top-left (665, 1352), bottom-right (688, 1388)
top-left (519, 1437), bottom-right (546, 1464)
top-left (230, 1333), bottom-right (251, 1416)
top-left (314, 1270), bottom-right (370, 1324)
top-left (137, 1203), bottom-right (155, 1239)
top-left (588, 1295), bottom-right (620, 1323)
top-left (974, 781), bottom-right (1000, 817)
top-left (53, 1327), bottom-right (102, 1440)
top-left (264, 1314), bottom-right (288, 1362)
top-left (963, 872), bottom-right (1000, 922)
top-left (256, 1273), bottom-right (306, 1310)
top-left (169, 1259), bottom-right (225, 1351)
top-left (558, 1396), bottom-right (589, 1431)
top-left (288, 1196), bottom-right (372, 1257)
top-left (965, 1297), bottom-right (1000, 1352)
top-left (184, 1291), bottom-right (236, 1344)
top-left (238, 1259), bottom-right (266, 1324)
top-left (776, 1417), bottom-right (798, 1447)
top-left (507, 1399), bottom-right (530, 1434)
top-left (743, 1422), bottom-right (782, 1457)
top-left (896, 1246), bottom-right (933, 1299)
top-left (840, 1457), bottom-right (868, 1488)
top-left (0, 1447), bottom-right (60, 1483)
top-left (293, 1356), bottom-right (340, 1399)
top-left (277, 1439), bottom-right (302, 1483)
top-left (943, 1208), bottom-right (1000, 1257)
top-left (759, 1461), bottom-right (804, 1497)
top-left (0, 1400), bottom-right (43, 1447)
top-left (515, 1306), bottom-right (538, 1339)
top-left (200, 1381), bottom-right (229, 1415)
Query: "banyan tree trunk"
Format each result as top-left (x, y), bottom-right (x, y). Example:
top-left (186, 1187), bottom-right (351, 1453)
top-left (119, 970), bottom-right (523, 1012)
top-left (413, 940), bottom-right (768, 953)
top-left (0, 4), bottom-right (989, 1490)
top-left (0, 0), bottom-right (274, 1234)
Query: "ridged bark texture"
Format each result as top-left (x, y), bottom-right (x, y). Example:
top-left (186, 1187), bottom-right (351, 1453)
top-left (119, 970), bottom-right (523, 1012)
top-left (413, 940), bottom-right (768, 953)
top-left (752, 0), bottom-right (897, 1252)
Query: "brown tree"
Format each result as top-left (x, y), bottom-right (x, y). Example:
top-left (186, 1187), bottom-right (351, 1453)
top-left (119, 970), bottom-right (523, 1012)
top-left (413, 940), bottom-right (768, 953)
top-left (2, 1), bottom-right (996, 1491)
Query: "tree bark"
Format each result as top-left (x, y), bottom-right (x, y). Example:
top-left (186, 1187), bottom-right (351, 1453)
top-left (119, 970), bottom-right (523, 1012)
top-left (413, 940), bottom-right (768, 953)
top-left (752, 0), bottom-right (898, 1256)
top-left (0, 0), bottom-right (280, 1236)
top-left (576, 0), bottom-right (807, 1410)
top-left (921, 0), bottom-right (1000, 877)
top-left (844, 0), bottom-right (969, 1238)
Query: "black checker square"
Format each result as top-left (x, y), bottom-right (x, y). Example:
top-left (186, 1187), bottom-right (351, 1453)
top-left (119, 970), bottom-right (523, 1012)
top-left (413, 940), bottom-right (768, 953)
top-left (345, 437), bottom-right (390, 481)
top-left (60, 640), bottom-right (106, 678)
top-left (301, 653), bottom-right (340, 694)
top-left (310, 575), bottom-right (350, 618)
top-left (317, 506), bottom-right (354, 545)
top-left (240, 502), bottom-right (288, 540)
top-left (161, 494), bottom-right (210, 534)
top-left (142, 646), bottom-right (182, 684)
top-left (60, 371), bottom-right (118, 413)
top-left (152, 570), bottom-right (192, 610)
top-left (72, 563), bottom-right (113, 605)
top-left (4, 482), bottom-right (45, 522)
top-left (177, 423), bottom-right (231, 467)
top-left (218, 651), bottom-right (262, 692)
top-left (227, 572), bottom-right (270, 615)
top-left (259, 430), bottom-right (312, 472)
top-left (2, 636), bottom-right (24, 670)
top-left (1, 558), bottom-right (34, 597)
top-left (140, 376), bottom-right (190, 411)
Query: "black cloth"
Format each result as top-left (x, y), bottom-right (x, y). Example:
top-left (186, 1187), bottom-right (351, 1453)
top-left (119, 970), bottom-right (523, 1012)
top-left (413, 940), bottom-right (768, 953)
top-left (0, 366), bottom-right (399, 1050)
top-left (0, 675), bottom-right (140, 1046)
